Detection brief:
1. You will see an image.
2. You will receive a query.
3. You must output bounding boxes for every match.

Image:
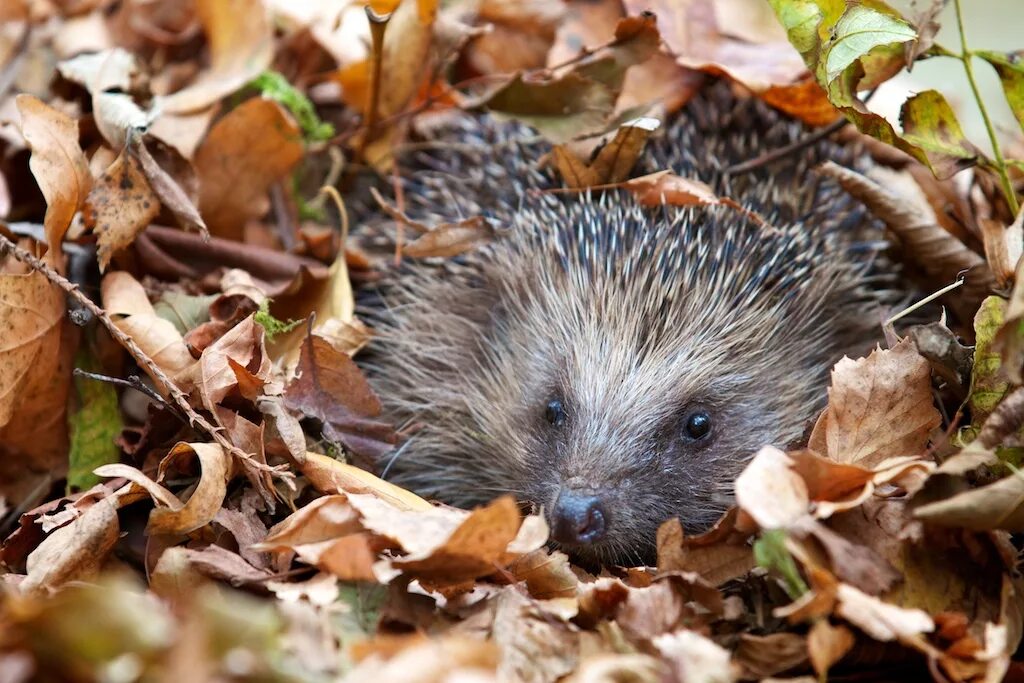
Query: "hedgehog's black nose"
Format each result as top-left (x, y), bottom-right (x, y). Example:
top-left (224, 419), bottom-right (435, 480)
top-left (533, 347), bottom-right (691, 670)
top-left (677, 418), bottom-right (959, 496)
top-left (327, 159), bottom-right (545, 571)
top-left (551, 491), bottom-right (608, 544)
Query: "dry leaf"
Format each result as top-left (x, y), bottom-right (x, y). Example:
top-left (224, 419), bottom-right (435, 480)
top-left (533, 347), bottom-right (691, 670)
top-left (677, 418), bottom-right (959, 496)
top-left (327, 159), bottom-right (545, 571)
top-left (809, 339), bottom-right (941, 468)
top-left (652, 629), bottom-right (737, 683)
top-left (159, 0), bottom-right (273, 114)
top-left (101, 271), bottom-right (194, 379)
top-left (149, 442), bottom-right (230, 535)
top-left (284, 331), bottom-right (396, 462)
top-left (807, 620), bottom-right (854, 677)
top-left (298, 452), bottom-right (434, 512)
top-left (493, 587), bottom-right (580, 683)
top-left (16, 95), bottom-right (92, 262)
top-left (835, 583), bottom-right (935, 642)
top-left (22, 495), bottom-right (120, 594)
top-left (83, 141), bottom-right (160, 270)
top-left (0, 268), bottom-right (73, 503)
top-left (734, 446), bottom-right (809, 529)
top-left (552, 117), bottom-right (660, 189)
top-left (194, 98), bottom-right (304, 240)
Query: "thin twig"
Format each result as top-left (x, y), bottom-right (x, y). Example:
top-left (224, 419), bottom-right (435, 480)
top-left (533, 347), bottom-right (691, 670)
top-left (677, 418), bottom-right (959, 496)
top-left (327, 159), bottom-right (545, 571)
top-left (725, 116), bottom-right (849, 176)
top-left (73, 369), bottom-right (185, 420)
top-left (357, 7), bottom-right (391, 161)
top-left (884, 274), bottom-right (966, 326)
top-left (953, 0), bottom-right (1020, 216)
top-left (0, 234), bottom-right (292, 482)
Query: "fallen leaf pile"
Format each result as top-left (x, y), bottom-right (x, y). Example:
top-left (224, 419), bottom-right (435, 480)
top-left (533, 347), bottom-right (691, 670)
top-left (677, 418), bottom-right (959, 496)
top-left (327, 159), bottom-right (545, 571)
top-left (1, 0), bottom-right (1024, 681)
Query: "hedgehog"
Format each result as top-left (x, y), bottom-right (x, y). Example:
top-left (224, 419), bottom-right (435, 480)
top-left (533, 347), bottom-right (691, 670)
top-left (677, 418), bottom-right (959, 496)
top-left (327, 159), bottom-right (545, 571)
top-left (358, 81), bottom-right (896, 565)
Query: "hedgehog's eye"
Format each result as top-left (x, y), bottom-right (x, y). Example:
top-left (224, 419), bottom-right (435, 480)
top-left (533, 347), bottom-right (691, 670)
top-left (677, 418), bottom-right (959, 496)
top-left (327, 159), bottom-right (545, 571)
top-left (545, 398), bottom-right (566, 426)
top-left (683, 411), bottom-right (712, 440)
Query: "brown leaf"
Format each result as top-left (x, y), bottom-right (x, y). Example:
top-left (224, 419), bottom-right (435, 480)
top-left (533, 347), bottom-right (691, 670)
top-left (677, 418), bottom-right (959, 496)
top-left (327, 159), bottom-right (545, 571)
top-left (388, 496), bottom-right (539, 587)
top-left (22, 495), bottom-right (120, 594)
top-left (552, 117), bottom-right (659, 189)
top-left (16, 95), bottom-right (92, 262)
top-left (133, 136), bottom-right (207, 236)
top-left (492, 587), bottom-right (579, 683)
top-left (655, 513), bottom-right (755, 586)
top-left (177, 315), bottom-right (270, 416)
top-left (0, 268), bottom-right (73, 503)
top-left (509, 549), bottom-right (579, 600)
top-left (101, 271), bottom-right (194, 379)
top-left (630, 0), bottom-right (806, 92)
top-left (370, 187), bottom-right (495, 259)
top-left (819, 162), bottom-right (994, 323)
top-left (149, 442), bottom-right (230, 535)
top-left (809, 339), bottom-right (941, 468)
top-left (159, 0), bottom-right (273, 114)
top-left (734, 632), bottom-right (807, 679)
top-left (297, 452), bottom-right (434, 512)
top-left (194, 98), bottom-right (304, 240)
top-left (83, 141), bottom-right (160, 270)
top-left (547, 0), bottom-right (700, 117)
top-left (284, 330), bottom-right (396, 462)
top-left (807, 620), bottom-right (854, 678)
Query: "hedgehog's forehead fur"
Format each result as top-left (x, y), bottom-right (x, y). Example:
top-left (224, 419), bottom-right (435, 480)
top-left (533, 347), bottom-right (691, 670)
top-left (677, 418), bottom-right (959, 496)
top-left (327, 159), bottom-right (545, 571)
top-left (360, 83), bottom-right (892, 564)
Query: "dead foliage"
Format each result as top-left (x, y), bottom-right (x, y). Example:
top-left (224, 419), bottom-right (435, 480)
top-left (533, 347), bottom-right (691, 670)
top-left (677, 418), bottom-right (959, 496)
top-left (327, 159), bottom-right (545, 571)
top-left (0, 0), bottom-right (1023, 681)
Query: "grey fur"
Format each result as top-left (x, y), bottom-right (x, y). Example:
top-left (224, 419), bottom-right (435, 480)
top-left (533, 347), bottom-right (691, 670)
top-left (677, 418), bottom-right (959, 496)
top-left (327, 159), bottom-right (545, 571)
top-left (358, 84), bottom-right (896, 564)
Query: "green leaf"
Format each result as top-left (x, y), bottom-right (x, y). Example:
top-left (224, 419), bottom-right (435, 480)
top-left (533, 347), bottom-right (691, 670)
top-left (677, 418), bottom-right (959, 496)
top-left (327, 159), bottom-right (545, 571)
top-left (250, 70), bottom-right (335, 143)
top-left (822, 5), bottom-right (916, 83)
top-left (969, 296), bottom-right (1010, 423)
top-left (67, 352), bottom-right (123, 492)
top-left (753, 529), bottom-right (808, 600)
top-left (769, 0), bottom-right (845, 63)
top-left (976, 50), bottom-right (1024, 134)
top-left (771, 0), bottom-right (985, 180)
top-left (899, 90), bottom-right (981, 177)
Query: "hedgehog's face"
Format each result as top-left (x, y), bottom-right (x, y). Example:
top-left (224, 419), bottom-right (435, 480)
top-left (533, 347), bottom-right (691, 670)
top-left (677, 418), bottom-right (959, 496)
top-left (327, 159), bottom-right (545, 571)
top-left (467, 291), bottom-right (803, 566)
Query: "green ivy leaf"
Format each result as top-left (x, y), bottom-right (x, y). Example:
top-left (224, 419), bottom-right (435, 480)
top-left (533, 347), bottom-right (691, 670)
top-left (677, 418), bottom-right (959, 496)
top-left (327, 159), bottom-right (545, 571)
top-left (976, 50), bottom-right (1024, 134)
top-left (900, 90), bottom-right (981, 177)
top-left (67, 352), bottom-right (123, 492)
top-left (822, 5), bottom-right (916, 83)
top-left (769, 0), bottom-right (987, 180)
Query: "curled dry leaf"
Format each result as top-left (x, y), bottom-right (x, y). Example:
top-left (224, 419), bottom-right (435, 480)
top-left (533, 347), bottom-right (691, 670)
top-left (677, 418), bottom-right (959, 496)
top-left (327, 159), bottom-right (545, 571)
top-left (808, 338), bottom-right (941, 469)
top-left (369, 187), bottom-right (495, 259)
top-left (298, 452), bottom-right (434, 512)
top-left (148, 443), bottom-right (229, 535)
top-left (15, 95), bottom-right (92, 262)
top-left (552, 117), bottom-right (660, 189)
top-left (194, 98), bottom-right (304, 240)
top-left (100, 271), bottom-right (194, 379)
top-left (177, 315), bottom-right (271, 418)
top-left (158, 0), bottom-right (273, 114)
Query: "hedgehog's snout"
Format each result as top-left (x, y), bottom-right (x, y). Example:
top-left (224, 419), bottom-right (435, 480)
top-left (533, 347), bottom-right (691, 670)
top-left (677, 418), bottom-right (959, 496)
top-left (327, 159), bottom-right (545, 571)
top-left (550, 488), bottom-right (609, 545)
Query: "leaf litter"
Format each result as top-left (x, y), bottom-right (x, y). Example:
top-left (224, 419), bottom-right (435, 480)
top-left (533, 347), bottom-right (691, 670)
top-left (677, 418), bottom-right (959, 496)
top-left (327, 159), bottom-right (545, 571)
top-left (0, 0), bottom-right (1023, 681)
